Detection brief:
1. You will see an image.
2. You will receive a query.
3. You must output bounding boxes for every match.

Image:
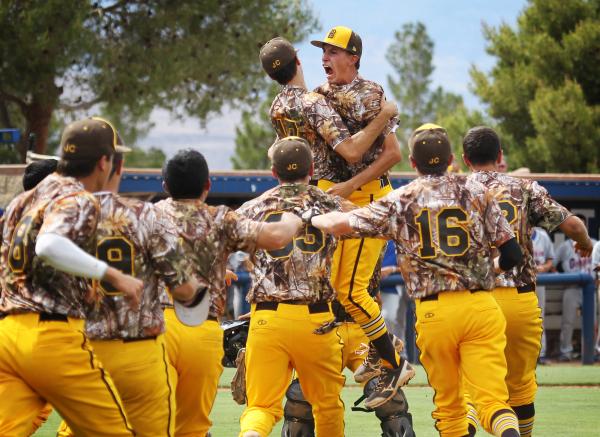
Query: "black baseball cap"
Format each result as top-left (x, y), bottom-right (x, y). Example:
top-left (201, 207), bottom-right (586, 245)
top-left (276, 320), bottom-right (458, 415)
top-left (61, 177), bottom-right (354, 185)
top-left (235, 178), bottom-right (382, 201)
top-left (409, 123), bottom-right (452, 173)
top-left (60, 117), bottom-right (130, 161)
top-left (270, 136), bottom-right (312, 181)
top-left (311, 26), bottom-right (362, 57)
top-left (259, 37), bottom-right (297, 76)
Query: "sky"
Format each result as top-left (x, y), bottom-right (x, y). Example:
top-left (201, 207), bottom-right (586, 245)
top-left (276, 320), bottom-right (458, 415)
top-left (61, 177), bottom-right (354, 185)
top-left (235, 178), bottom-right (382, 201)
top-left (138, 0), bottom-right (527, 170)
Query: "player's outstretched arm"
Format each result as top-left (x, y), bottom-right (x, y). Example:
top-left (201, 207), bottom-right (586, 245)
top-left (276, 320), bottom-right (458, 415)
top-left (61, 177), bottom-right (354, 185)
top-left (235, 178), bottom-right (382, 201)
top-left (326, 133), bottom-right (402, 199)
top-left (36, 232), bottom-right (143, 306)
top-left (559, 215), bottom-right (594, 257)
top-left (335, 101), bottom-right (398, 163)
top-left (256, 212), bottom-right (303, 250)
top-left (311, 211), bottom-right (353, 236)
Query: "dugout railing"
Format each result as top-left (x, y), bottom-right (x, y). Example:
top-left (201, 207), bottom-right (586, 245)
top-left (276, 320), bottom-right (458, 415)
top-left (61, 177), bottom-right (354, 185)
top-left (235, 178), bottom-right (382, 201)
top-left (233, 272), bottom-right (597, 365)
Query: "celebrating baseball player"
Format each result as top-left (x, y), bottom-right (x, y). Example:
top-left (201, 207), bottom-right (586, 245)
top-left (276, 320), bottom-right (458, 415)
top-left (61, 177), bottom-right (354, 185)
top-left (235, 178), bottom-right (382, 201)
top-left (311, 123), bottom-right (526, 437)
top-left (0, 118), bottom-right (141, 436)
top-left (462, 126), bottom-right (593, 436)
top-left (155, 148), bottom-right (303, 437)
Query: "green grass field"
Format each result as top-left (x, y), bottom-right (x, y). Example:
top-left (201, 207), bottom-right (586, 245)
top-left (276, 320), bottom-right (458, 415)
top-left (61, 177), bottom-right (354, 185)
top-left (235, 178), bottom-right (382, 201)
top-left (34, 364), bottom-right (600, 436)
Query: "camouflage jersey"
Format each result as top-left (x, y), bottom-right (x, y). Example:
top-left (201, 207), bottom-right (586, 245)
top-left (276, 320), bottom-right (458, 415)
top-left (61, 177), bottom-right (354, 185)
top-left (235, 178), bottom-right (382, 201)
top-left (0, 173), bottom-right (99, 318)
top-left (347, 174), bottom-right (515, 299)
top-left (315, 75), bottom-right (397, 179)
top-left (155, 198), bottom-right (261, 318)
top-left (237, 183), bottom-right (342, 303)
top-left (469, 171), bottom-right (570, 289)
top-left (270, 84), bottom-right (351, 182)
top-left (85, 193), bottom-right (189, 340)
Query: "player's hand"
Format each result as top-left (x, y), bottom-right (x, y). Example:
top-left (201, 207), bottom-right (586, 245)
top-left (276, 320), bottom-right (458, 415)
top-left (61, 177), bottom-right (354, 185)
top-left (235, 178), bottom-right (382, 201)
top-left (574, 238), bottom-right (593, 257)
top-left (326, 181), bottom-right (355, 199)
top-left (238, 312), bottom-right (251, 321)
top-left (103, 267), bottom-right (143, 308)
top-left (225, 269), bottom-right (238, 287)
top-left (381, 100), bottom-right (398, 119)
top-left (381, 265), bottom-right (396, 279)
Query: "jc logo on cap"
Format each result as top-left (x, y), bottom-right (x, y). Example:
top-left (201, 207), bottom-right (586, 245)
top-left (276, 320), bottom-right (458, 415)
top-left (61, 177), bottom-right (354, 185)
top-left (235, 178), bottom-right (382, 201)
top-left (429, 157), bottom-right (440, 165)
top-left (63, 144), bottom-right (77, 154)
top-left (328, 28), bottom-right (336, 39)
top-left (272, 59), bottom-right (281, 69)
top-left (287, 163), bottom-right (298, 170)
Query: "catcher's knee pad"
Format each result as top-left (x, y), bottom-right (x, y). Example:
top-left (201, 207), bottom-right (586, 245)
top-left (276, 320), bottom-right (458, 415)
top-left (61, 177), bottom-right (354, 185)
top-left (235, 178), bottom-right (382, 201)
top-left (281, 379), bottom-right (315, 437)
top-left (365, 378), bottom-right (416, 437)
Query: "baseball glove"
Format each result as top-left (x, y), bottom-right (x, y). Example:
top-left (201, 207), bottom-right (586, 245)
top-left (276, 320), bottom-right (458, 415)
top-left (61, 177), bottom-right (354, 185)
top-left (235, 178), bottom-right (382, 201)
top-left (231, 348), bottom-right (247, 405)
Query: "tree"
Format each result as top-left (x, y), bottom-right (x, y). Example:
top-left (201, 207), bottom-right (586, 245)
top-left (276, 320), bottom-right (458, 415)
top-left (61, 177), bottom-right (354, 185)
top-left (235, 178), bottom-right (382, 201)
top-left (125, 146), bottom-right (166, 168)
top-left (471, 0), bottom-right (600, 172)
top-left (0, 0), bottom-right (317, 160)
top-left (231, 83), bottom-right (279, 170)
top-left (386, 22), bottom-right (466, 169)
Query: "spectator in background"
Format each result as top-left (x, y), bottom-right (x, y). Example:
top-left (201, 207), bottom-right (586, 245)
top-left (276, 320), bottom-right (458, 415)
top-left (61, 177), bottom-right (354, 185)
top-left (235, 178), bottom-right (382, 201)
top-left (592, 241), bottom-right (600, 358)
top-left (380, 241), bottom-right (409, 358)
top-left (554, 215), bottom-right (597, 361)
top-left (531, 227), bottom-right (555, 364)
top-left (227, 251), bottom-right (250, 319)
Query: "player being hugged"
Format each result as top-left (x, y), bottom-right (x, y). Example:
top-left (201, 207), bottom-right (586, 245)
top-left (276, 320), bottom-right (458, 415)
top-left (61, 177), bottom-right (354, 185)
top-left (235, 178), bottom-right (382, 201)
top-left (312, 124), bottom-right (525, 437)
top-left (236, 137), bottom-right (354, 437)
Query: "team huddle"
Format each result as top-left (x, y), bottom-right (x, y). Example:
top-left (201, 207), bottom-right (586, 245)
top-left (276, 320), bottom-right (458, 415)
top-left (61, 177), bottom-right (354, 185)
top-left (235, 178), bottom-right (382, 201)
top-left (0, 25), bottom-right (594, 437)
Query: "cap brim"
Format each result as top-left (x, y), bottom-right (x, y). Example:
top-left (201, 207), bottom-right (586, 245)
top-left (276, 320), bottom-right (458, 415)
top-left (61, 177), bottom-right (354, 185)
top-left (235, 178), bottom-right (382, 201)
top-left (173, 289), bottom-right (210, 327)
top-left (310, 40), bottom-right (353, 53)
top-left (26, 150), bottom-right (60, 163)
top-left (115, 145), bottom-right (132, 153)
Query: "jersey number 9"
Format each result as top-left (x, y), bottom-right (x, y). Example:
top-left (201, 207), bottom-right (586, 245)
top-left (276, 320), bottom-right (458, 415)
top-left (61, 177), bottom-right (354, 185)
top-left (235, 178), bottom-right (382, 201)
top-left (96, 236), bottom-right (135, 296)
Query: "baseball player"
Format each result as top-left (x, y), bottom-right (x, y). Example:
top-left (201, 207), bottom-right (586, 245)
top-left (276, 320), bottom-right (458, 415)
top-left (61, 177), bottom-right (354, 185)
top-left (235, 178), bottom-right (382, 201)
top-left (463, 126), bottom-right (593, 436)
top-left (57, 148), bottom-right (201, 436)
top-left (0, 117), bottom-right (142, 436)
top-left (309, 26), bottom-right (409, 397)
top-left (236, 137), bottom-right (358, 437)
top-left (531, 227), bottom-right (555, 364)
top-left (259, 36), bottom-right (398, 193)
top-left (312, 124), bottom-right (525, 437)
top-left (156, 148), bottom-right (303, 437)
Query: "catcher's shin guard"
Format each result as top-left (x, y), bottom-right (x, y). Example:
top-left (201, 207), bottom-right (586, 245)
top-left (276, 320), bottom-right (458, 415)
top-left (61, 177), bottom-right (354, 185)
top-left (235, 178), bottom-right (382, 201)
top-left (353, 377), bottom-right (416, 437)
top-left (281, 379), bottom-right (315, 437)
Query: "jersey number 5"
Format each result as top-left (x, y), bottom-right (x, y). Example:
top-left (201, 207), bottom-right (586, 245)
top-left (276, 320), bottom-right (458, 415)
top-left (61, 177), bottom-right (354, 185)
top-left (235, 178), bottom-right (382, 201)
top-left (264, 211), bottom-right (324, 259)
top-left (96, 236), bottom-right (135, 296)
top-left (415, 207), bottom-right (470, 258)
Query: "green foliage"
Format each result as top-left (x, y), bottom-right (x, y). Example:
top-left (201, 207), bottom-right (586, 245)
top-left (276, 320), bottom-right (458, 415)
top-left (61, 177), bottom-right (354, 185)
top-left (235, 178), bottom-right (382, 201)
top-left (125, 147), bottom-right (166, 168)
top-left (0, 0), bottom-right (317, 156)
top-left (231, 83), bottom-right (280, 170)
top-left (471, 0), bottom-right (600, 172)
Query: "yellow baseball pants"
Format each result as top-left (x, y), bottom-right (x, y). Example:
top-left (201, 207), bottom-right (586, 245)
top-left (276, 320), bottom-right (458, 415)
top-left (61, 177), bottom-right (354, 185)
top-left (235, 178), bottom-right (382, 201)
top-left (318, 178), bottom-right (392, 344)
top-left (240, 302), bottom-right (345, 437)
top-left (165, 308), bottom-right (224, 437)
top-left (338, 321), bottom-right (370, 372)
top-left (0, 313), bottom-right (134, 437)
top-left (416, 291), bottom-right (518, 437)
top-left (58, 334), bottom-right (175, 437)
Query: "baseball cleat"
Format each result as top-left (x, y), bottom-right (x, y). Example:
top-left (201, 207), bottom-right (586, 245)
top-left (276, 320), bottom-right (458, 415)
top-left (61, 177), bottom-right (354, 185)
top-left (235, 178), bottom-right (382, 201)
top-left (364, 359), bottom-right (415, 409)
top-left (354, 335), bottom-right (405, 383)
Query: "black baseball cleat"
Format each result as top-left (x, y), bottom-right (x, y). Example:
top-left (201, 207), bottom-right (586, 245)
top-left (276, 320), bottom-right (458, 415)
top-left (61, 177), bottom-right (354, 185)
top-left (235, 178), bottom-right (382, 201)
top-left (364, 359), bottom-right (415, 409)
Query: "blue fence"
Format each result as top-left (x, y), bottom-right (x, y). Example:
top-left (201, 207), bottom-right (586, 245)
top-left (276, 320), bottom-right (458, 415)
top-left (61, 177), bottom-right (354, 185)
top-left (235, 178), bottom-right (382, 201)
top-left (232, 272), bottom-right (597, 365)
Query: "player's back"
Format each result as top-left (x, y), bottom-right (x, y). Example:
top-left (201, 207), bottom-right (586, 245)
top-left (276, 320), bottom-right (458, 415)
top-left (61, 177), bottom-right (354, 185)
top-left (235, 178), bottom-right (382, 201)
top-left (350, 173), bottom-right (513, 299)
top-left (237, 183), bottom-right (341, 303)
top-left (0, 173), bottom-right (98, 317)
top-left (85, 192), bottom-right (186, 339)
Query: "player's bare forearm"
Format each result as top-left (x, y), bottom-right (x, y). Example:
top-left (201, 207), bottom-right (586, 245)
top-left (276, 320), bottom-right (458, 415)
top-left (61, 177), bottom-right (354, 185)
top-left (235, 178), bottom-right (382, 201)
top-left (335, 101), bottom-right (398, 163)
top-left (102, 267), bottom-right (143, 307)
top-left (256, 212), bottom-right (303, 250)
top-left (311, 211), bottom-right (353, 236)
top-left (559, 215), bottom-right (593, 256)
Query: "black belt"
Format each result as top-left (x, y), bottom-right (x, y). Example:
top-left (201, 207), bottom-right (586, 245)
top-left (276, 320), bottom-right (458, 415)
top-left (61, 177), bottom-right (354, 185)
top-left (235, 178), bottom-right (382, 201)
top-left (39, 312), bottom-right (69, 322)
top-left (419, 290), bottom-right (483, 302)
top-left (255, 301), bottom-right (330, 314)
top-left (123, 335), bottom-right (158, 343)
top-left (517, 284), bottom-right (535, 293)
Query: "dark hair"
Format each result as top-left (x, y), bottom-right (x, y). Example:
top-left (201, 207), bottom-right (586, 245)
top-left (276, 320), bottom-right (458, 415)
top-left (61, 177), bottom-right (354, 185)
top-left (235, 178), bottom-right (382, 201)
top-left (109, 152), bottom-right (123, 179)
top-left (462, 126), bottom-right (501, 165)
top-left (354, 57), bottom-right (361, 70)
top-left (268, 58), bottom-right (297, 85)
top-left (163, 148), bottom-right (209, 199)
top-left (56, 154), bottom-right (111, 178)
top-left (23, 159), bottom-right (58, 190)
